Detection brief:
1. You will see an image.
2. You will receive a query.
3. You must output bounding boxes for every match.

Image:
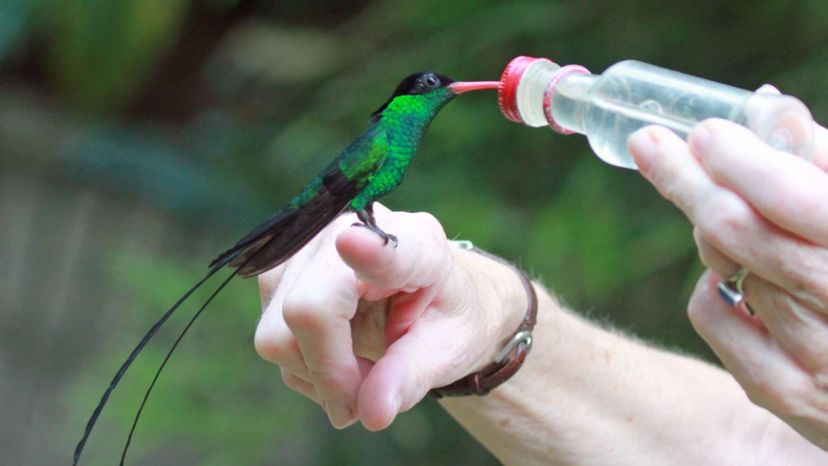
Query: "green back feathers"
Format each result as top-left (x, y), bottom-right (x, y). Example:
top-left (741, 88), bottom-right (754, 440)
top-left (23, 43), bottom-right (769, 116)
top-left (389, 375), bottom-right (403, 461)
top-left (291, 73), bottom-right (456, 211)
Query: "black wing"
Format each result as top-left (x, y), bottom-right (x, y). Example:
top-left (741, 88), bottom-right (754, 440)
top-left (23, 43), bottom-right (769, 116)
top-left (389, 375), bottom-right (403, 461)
top-left (209, 168), bottom-right (359, 277)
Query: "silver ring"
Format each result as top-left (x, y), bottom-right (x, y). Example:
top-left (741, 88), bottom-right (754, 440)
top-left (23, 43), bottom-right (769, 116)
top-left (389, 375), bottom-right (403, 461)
top-left (717, 267), bottom-right (754, 314)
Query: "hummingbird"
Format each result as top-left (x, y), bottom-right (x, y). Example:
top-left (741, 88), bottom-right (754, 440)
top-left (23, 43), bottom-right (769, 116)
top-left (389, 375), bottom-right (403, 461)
top-left (73, 72), bottom-right (499, 465)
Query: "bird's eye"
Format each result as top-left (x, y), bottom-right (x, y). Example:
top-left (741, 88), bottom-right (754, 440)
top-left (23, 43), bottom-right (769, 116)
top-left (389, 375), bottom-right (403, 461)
top-left (423, 74), bottom-right (439, 88)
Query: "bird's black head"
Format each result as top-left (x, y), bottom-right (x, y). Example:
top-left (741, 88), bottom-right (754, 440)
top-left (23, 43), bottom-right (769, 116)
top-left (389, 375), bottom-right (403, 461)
top-left (370, 72), bottom-right (455, 121)
top-left (390, 72), bottom-right (455, 97)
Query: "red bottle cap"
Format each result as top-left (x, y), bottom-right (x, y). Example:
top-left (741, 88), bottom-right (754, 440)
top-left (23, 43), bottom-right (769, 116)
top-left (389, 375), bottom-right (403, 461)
top-left (498, 56), bottom-right (541, 123)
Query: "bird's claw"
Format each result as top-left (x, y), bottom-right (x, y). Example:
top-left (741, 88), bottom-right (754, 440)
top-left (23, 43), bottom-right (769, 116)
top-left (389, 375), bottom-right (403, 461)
top-left (385, 234), bottom-right (399, 248)
top-left (351, 222), bottom-right (398, 248)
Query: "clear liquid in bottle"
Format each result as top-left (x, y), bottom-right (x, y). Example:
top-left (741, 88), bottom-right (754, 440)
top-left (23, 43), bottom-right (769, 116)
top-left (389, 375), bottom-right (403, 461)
top-left (498, 57), bottom-right (814, 169)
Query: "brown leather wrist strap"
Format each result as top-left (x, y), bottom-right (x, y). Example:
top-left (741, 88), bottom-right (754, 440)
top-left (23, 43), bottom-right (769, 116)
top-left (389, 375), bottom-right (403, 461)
top-left (429, 243), bottom-right (538, 398)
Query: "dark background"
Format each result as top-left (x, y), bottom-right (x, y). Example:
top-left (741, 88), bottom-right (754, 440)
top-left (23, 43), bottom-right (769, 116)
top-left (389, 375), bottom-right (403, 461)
top-left (2, 1), bottom-right (826, 464)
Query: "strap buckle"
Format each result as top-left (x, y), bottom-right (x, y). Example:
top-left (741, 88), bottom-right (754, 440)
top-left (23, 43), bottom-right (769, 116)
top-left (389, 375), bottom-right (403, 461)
top-left (494, 330), bottom-right (533, 364)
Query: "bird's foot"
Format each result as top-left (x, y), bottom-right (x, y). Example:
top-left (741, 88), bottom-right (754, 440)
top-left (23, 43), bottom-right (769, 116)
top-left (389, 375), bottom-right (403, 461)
top-left (351, 222), bottom-right (398, 247)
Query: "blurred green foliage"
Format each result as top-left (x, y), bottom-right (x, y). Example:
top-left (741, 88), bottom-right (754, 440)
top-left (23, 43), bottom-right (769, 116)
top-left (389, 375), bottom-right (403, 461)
top-left (46, 0), bottom-right (190, 112)
top-left (2, 0), bottom-right (827, 464)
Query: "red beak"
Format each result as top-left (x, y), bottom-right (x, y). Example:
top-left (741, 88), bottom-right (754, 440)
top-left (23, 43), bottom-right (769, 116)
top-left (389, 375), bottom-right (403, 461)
top-left (448, 81), bottom-right (501, 94)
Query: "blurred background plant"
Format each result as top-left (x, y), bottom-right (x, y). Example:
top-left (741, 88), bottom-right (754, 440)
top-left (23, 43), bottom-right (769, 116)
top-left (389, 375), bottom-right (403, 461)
top-left (2, 0), bottom-right (827, 464)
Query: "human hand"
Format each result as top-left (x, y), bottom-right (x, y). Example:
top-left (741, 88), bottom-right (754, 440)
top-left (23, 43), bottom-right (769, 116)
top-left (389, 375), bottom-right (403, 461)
top-left (628, 116), bottom-right (828, 449)
top-left (254, 204), bottom-right (526, 430)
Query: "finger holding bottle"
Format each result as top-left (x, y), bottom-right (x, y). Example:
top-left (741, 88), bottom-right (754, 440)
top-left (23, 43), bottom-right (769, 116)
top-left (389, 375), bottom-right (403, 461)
top-left (629, 120), bottom-right (828, 449)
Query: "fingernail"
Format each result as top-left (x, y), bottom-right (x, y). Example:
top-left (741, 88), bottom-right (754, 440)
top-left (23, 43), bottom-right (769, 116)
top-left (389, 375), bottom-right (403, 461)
top-left (628, 129), bottom-right (657, 172)
top-left (324, 400), bottom-right (354, 429)
top-left (689, 124), bottom-right (711, 156)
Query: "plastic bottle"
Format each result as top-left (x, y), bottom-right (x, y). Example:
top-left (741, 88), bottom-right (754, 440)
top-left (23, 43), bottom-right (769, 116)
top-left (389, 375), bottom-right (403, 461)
top-left (495, 56), bottom-right (814, 169)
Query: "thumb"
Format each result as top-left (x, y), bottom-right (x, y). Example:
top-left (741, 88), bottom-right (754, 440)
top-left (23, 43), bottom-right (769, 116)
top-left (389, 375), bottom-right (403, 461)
top-left (335, 208), bottom-right (452, 300)
top-left (356, 315), bottom-right (471, 430)
top-left (754, 84), bottom-right (828, 170)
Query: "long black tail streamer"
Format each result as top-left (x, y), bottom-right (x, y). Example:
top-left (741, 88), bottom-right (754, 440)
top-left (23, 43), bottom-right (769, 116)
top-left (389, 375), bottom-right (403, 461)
top-left (74, 227), bottom-right (282, 464)
top-left (119, 267), bottom-right (241, 465)
top-left (72, 266), bottom-right (225, 465)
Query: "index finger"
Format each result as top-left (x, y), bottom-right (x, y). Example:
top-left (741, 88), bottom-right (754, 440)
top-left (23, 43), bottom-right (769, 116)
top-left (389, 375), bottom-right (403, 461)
top-left (689, 119), bottom-right (828, 246)
top-left (629, 125), bottom-right (828, 301)
top-left (279, 216), bottom-right (365, 427)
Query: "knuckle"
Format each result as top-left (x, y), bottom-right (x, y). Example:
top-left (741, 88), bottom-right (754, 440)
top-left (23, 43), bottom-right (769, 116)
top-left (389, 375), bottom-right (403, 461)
top-left (785, 252), bottom-right (828, 304)
top-left (744, 372), bottom-right (810, 417)
top-left (280, 370), bottom-right (295, 385)
top-left (696, 194), bottom-right (750, 243)
top-left (257, 266), bottom-right (287, 305)
top-left (412, 211), bottom-right (441, 230)
top-left (254, 326), bottom-right (294, 364)
top-left (792, 328), bottom-right (828, 375)
top-left (282, 294), bottom-right (326, 333)
top-left (413, 212), bottom-right (447, 241)
top-left (411, 212), bottom-right (441, 228)
top-left (411, 211), bottom-right (450, 254)
top-left (280, 370), bottom-right (305, 391)
top-left (812, 371), bottom-right (828, 392)
top-left (307, 366), bottom-right (351, 396)
top-left (745, 378), bottom-right (784, 411)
